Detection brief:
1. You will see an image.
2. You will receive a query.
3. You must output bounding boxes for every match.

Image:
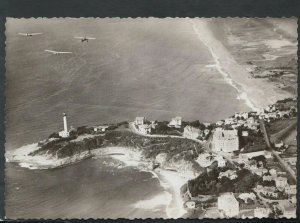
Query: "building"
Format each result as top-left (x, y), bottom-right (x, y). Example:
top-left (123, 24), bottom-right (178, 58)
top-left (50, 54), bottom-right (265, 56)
top-left (185, 201), bottom-right (196, 209)
top-left (217, 193), bottom-right (239, 217)
top-left (183, 125), bottom-right (202, 139)
top-left (137, 124), bottom-right (152, 134)
top-left (263, 175), bottom-right (273, 181)
top-left (242, 131), bottom-right (249, 137)
top-left (251, 168), bottom-right (268, 177)
top-left (58, 112), bottom-right (70, 138)
top-left (275, 177), bottom-right (288, 191)
top-left (196, 153), bottom-right (214, 167)
top-left (216, 120), bottom-right (224, 126)
top-left (239, 150), bottom-right (272, 159)
top-left (215, 156), bottom-right (226, 167)
top-left (168, 116), bottom-right (182, 128)
top-left (285, 184), bottom-right (296, 195)
top-left (260, 186), bottom-right (278, 198)
top-left (235, 112), bottom-right (249, 120)
top-left (275, 141), bottom-right (284, 148)
top-left (254, 207), bottom-right (270, 218)
top-left (93, 125), bottom-right (109, 133)
top-left (212, 129), bottom-right (239, 153)
top-left (218, 170), bottom-right (237, 180)
top-left (134, 117), bottom-right (146, 125)
top-left (238, 193), bottom-right (256, 203)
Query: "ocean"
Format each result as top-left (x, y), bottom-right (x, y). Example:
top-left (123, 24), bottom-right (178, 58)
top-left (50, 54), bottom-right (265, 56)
top-left (5, 18), bottom-right (250, 218)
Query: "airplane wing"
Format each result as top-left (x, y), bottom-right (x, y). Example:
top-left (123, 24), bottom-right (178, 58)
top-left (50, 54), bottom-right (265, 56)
top-left (45, 50), bottom-right (57, 53)
top-left (86, 37), bottom-right (96, 40)
top-left (74, 36), bottom-right (84, 39)
top-left (45, 50), bottom-right (72, 54)
top-left (30, 33), bottom-right (43, 35)
top-left (18, 33), bottom-right (28, 36)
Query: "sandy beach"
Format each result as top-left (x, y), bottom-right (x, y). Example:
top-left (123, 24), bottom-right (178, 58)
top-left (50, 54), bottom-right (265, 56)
top-left (190, 19), bottom-right (293, 109)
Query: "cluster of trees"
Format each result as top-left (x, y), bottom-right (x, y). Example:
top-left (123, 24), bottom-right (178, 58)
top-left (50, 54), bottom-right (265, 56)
top-left (151, 121), bottom-right (183, 136)
top-left (186, 168), bottom-right (261, 197)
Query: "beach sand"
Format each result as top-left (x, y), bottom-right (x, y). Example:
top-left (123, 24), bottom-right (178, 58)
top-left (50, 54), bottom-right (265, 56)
top-left (190, 19), bottom-right (293, 110)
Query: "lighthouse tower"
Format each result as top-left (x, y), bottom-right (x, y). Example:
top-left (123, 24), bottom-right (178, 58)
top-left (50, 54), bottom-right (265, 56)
top-left (59, 112), bottom-right (70, 138)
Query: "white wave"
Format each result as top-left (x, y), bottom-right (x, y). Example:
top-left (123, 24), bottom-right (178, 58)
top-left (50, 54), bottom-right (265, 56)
top-left (190, 20), bottom-right (258, 112)
top-left (133, 192), bottom-right (172, 210)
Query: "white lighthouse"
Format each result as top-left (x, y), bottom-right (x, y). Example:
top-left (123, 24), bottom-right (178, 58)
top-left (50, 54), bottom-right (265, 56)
top-left (59, 112), bottom-right (70, 138)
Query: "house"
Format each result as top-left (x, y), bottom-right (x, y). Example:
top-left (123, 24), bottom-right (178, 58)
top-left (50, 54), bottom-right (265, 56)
top-left (215, 156), bottom-right (227, 167)
top-left (242, 131), bottom-right (249, 137)
top-left (290, 195), bottom-right (296, 204)
top-left (275, 177), bottom-right (288, 191)
top-left (196, 153), bottom-right (214, 168)
top-left (261, 186), bottom-right (278, 198)
top-left (216, 120), bottom-right (224, 126)
top-left (238, 193), bottom-right (256, 203)
top-left (254, 207), bottom-right (271, 218)
top-left (58, 112), bottom-right (70, 138)
top-left (235, 112), bottom-right (249, 120)
top-left (185, 201), bottom-right (196, 209)
top-left (183, 125), bottom-right (203, 139)
top-left (212, 129), bottom-right (239, 153)
top-left (269, 169), bottom-right (277, 177)
top-left (134, 117), bottom-right (146, 125)
top-left (225, 117), bottom-right (236, 125)
top-left (93, 125), bottom-right (109, 133)
top-left (217, 193), bottom-right (239, 217)
top-left (251, 168), bottom-right (268, 177)
top-left (137, 124), bottom-right (152, 134)
top-left (278, 201), bottom-right (296, 218)
top-left (168, 116), bottom-right (182, 128)
top-left (239, 150), bottom-right (272, 159)
top-left (275, 141), bottom-right (284, 148)
top-left (218, 170), bottom-right (237, 180)
top-left (284, 184), bottom-right (296, 195)
top-left (263, 175), bottom-right (273, 181)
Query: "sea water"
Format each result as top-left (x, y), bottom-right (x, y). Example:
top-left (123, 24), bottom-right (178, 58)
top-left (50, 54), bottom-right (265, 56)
top-left (5, 18), bottom-right (250, 218)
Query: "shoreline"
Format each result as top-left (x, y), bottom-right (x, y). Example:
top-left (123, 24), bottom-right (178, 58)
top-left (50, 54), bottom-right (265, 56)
top-left (190, 19), bottom-right (292, 110)
top-left (7, 145), bottom-right (191, 218)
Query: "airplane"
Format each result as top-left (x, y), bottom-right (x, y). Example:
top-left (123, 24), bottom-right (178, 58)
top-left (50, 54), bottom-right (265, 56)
top-left (44, 50), bottom-right (72, 55)
top-left (74, 36), bottom-right (96, 42)
top-left (18, 32), bottom-right (43, 36)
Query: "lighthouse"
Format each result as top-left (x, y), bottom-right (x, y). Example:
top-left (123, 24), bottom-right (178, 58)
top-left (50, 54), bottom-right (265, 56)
top-left (63, 112), bottom-right (68, 132)
top-left (59, 112), bottom-right (70, 138)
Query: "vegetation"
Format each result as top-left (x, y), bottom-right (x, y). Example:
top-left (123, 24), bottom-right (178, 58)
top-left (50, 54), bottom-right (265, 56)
top-left (186, 168), bottom-right (261, 197)
top-left (32, 130), bottom-right (204, 161)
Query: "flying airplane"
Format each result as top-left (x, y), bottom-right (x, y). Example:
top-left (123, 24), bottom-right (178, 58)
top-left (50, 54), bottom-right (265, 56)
top-left (74, 36), bottom-right (96, 42)
top-left (45, 50), bottom-right (72, 55)
top-left (18, 32), bottom-right (43, 36)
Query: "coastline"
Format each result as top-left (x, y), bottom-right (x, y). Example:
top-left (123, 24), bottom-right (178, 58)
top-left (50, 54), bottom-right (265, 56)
top-left (7, 144), bottom-right (191, 218)
top-left (190, 19), bottom-right (293, 110)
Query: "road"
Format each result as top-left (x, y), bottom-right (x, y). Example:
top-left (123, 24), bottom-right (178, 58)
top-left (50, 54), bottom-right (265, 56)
top-left (259, 119), bottom-right (297, 183)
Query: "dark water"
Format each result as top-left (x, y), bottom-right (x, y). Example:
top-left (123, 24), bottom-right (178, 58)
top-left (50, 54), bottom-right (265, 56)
top-left (5, 18), bottom-right (249, 219)
top-left (5, 158), bottom-right (167, 219)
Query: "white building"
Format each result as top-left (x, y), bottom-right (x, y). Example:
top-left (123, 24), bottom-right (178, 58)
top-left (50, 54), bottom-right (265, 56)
top-left (137, 124), bottom-right (152, 134)
top-left (134, 117), bottom-right (146, 125)
top-left (275, 177), bottom-right (288, 191)
top-left (238, 193), bottom-right (256, 203)
top-left (185, 201), bottom-right (196, 209)
top-left (93, 125), bottom-right (109, 133)
top-left (215, 156), bottom-right (226, 167)
top-left (217, 193), bottom-right (239, 217)
top-left (183, 125), bottom-right (202, 139)
top-left (212, 129), bottom-right (239, 153)
top-left (285, 184), bottom-right (296, 195)
top-left (254, 207), bottom-right (270, 218)
top-left (58, 112), bottom-right (70, 138)
top-left (168, 116), bottom-right (182, 128)
top-left (196, 153), bottom-right (214, 167)
top-left (242, 131), bottom-right (249, 137)
top-left (275, 141), bottom-right (284, 148)
top-left (218, 170), bottom-right (237, 180)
